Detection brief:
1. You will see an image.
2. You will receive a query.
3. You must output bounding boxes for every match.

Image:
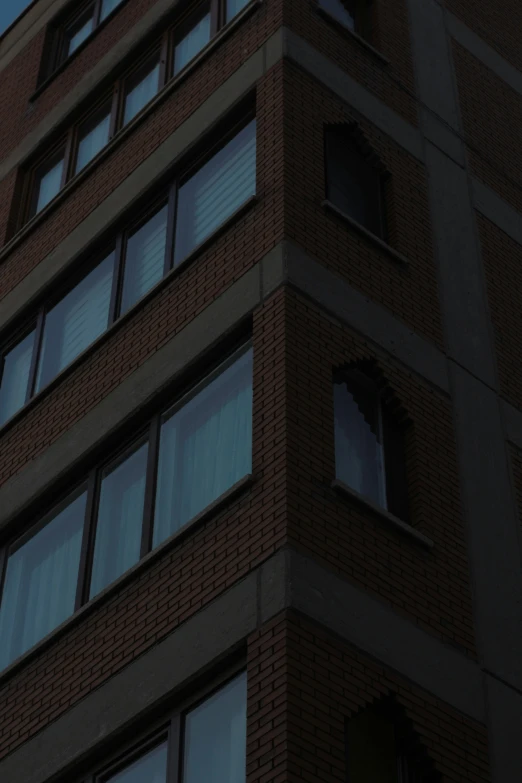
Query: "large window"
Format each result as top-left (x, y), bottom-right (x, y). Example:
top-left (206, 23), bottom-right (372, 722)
top-left (0, 347), bottom-right (252, 669)
top-left (25, 0), bottom-right (256, 226)
top-left (2, 118), bottom-right (255, 427)
top-left (83, 672), bottom-right (246, 783)
top-left (334, 371), bottom-right (409, 520)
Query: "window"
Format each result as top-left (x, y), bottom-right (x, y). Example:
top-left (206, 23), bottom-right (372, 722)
top-left (346, 698), bottom-right (439, 782)
top-left (334, 370), bottom-right (409, 520)
top-left (86, 673), bottom-right (246, 783)
top-left (317, 0), bottom-right (371, 38)
top-left (325, 126), bottom-right (386, 239)
top-left (174, 119), bottom-right (256, 261)
top-left (0, 0), bottom-right (32, 36)
top-left (50, 0), bottom-right (125, 71)
top-left (0, 347), bottom-right (252, 667)
top-left (3, 118), bottom-right (256, 427)
top-left (25, 0), bottom-right (256, 227)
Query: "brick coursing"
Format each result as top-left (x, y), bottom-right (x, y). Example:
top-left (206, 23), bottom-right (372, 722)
top-left (447, 0), bottom-right (522, 74)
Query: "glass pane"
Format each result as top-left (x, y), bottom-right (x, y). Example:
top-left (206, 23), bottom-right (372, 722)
top-left (120, 205), bottom-right (168, 314)
top-left (35, 156), bottom-right (64, 214)
top-left (347, 709), bottom-right (399, 783)
top-left (66, 12), bottom-right (95, 57)
top-left (183, 673), bottom-right (247, 783)
top-left (153, 348), bottom-right (252, 548)
top-left (0, 1), bottom-right (32, 35)
top-left (36, 253), bottom-right (114, 392)
top-left (89, 442), bottom-right (148, 599)
top-left (0, 492), bottom-right (86, 671)
top-left (174, 13), bottom-right (211, 75)
top-left (226, 0), bottom-right (250, 22)
top-left (0, 330), bottom-right (35, 426)
top-left (106, 742), bottom-right (168, 783)
top-left (123, 60), bottom-right (161, 125)
top-left (334, 380), bottom-right (386, 507)
top-left (174, 120), bottom-right (256, 262)
top-left (318, 0), bottom-right (355, 30)
top-left (100, 0), bottom-right (124, 21)
top-left (75, 111), bottom-right (111, 174)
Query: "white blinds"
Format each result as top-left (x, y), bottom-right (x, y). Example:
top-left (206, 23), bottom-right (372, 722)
top-left (174, 120), bottom-right (256, 261)
top-left (120, 205), bottom-right (167, 313)
top-left (0, 330), bottom-right (35, 426)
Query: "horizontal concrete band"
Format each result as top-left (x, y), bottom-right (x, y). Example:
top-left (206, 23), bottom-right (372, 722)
top-left (0, 239), bottom-right (450, 534)
top-left (0, 547), bottom-right (486, 783)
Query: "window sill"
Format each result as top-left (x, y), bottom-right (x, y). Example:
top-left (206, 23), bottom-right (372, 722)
top-left (30, 0), bottom-right (133, 102)
top-left (314, 4), bottom-right (389, 66)
top-left (322, 199), bottom-right (409, 267)
top-left (0, 194), bottom-right (258, 438)
top-left (331, 478), bottom-right (434, 550)
top-left (1, 0), bottom-right (261, 264)
top-left (0, 473), bottom-right (254, 685)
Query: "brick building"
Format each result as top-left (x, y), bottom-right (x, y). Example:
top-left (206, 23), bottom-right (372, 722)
top-left (0, 0), bottom-right (521, 781)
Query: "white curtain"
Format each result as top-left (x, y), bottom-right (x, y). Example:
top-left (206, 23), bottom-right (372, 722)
top-left (174, 120), bottom-right (256, 261)
top-left (124, 63), bottom-right (160, 125)
top-left (0, 492), bottom-right (86, 670)
top-left (36, 253), bottom-right (114, 392)
top-left (89, 443), bottom-right (148, 598)
top-left (183, 672), bottom-right (247, 783)
top-left (75, 112), bottom-right (111, 173)
top-left (153, 349), bottom-right (252, 548)
top-left (120, 205), bottom-right (167, 313)
top-left (174, 13), bottom-right (211, 74)
top-left (0, 330), bottom-right (35, 426)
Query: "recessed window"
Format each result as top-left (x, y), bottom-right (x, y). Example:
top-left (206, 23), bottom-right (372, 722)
top-left (75, 104), bottom-right (112, 174)
top-left (325, 126), bottom-right (386, 238)
top-left (100, 0), bottom-right (124, 22)
top-left (35, 252), bottom-right (115, 392)
top-left (226, 0), bottom-right (251, 22)
top-left (64, 4), bottom-right (96, 58)
top-left (334, 372), bottom-right (409, 519)
top-left (123, 54), bottom-right (162, 126)
top-left (31, 150), bottom-right (66, 217)
top-left (0, 490), bottom-right (87, 671)
top-left (318, 0), bottom-right (356, 31)
top-left (0, 330), bottom-right (36, 426)
top-left (174, 119), bottom-right (256, 261)
top-left (153, 348), bottom-right (253, 547)
top-left (174, 10), bottom-right (212, 76)
top-left (0, 347), bottom-right (252, 668)
top-left (120, 203), bottom-right (168, 314)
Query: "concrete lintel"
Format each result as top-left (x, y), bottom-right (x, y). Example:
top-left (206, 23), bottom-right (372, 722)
top-left (447, 12), bottom-right (522, 98)
top-left (0, 265), bottom-right (261, 532)
top-left (282, 28), bottom-right (424, 161)
top-left (0, 547), bottom-right (486, 783)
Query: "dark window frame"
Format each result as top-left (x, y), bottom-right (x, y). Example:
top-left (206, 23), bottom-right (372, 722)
top-left (334, 368), bottom-right (409, 521)
top-left (0, 340), bottom-right (253, 671)
top-left (316, 0), bottom-right (372, 40)
top-left (23, 0), bottom-right (256, 229)
top-left (2, 110), bottom-right (255, 429)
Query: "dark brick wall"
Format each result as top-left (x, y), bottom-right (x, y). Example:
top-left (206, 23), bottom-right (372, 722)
top-left (446, 0), bottom-right (522, 73)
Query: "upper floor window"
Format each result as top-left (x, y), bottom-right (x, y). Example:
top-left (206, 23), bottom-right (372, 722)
top-left (50, 0), bottom-right (125, 69)
top-left (334, 368), bottom-right (409, 520)
top-left (317, 0), bottom-right (371, 39)
top-left (0, 1), bottom-right (32, 36)
top-left (347, 697), bottom-right (440, 782)
top-left (1, 115), bottom-right (256, 428)
top-left (325, 125), bottom-right (387, 239)
top-left (0, 346), bottom-right (253, 670)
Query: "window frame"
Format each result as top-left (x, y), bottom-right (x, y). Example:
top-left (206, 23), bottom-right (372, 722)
top-left (333, 369), bottom-right (409, 520)
top-left (0, 341), bottom-right (253, 670)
